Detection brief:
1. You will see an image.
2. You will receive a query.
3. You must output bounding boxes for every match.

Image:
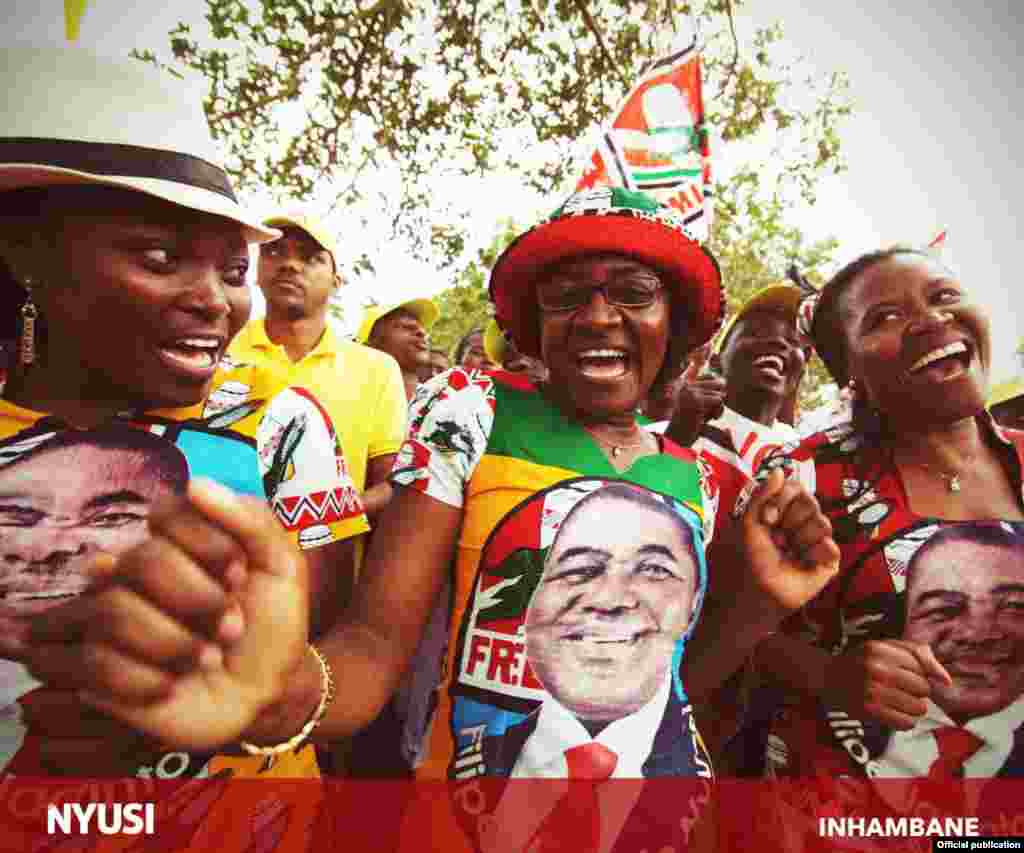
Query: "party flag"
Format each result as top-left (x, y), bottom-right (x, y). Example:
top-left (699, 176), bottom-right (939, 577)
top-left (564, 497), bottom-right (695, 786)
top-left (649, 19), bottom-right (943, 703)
top-left (65, 0), bottom-right (89, 42)
top-left (577, 17), bottom-right (713, 241)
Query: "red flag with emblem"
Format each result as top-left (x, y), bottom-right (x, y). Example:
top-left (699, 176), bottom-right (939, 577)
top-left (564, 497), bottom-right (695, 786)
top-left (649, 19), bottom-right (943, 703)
top-left (577, 17), bottom-right (713, 240)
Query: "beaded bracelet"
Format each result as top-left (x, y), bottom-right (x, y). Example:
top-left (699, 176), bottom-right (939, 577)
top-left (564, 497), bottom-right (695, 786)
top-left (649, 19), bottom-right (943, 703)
top-left (240, 643), bottom-right (336, 757)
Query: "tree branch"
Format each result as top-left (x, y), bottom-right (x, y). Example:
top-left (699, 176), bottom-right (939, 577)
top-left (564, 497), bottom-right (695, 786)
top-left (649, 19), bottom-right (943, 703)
top-left (717, 0), bottom-right (741, 100)
top-left (326, 150), bottom-right (376, 212)
top-left (569, 0), bottom-right (630, 91)
top-left (209, 89), bottom-right (294, 124)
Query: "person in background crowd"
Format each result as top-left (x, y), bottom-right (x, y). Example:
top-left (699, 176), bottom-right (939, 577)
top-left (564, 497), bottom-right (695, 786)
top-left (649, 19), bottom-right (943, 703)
top-left (418, 347), bottom-right (450, 382)
top-left (236, 215), bottom-right (415, 777)
top-left (483, 316), bottom-right (548, 384)
top-left (656, 284), bottom-right (807, 473)
top-left (738, 249), bottom-right (1024, 834)
top-left (231, 211), bottom-right (407, 531)
top-left (643, 285), bottom-right (806, 775)
top-left (453, 326), bottom-right (498, 371)
top-left (988, 378), bottom-right (1024, 431)
top-left (0, 46), bottom-right (362, 818)
top-left (357, 298), bottom-right (439, 401)
top-left (22, 188), bottom-right (840, 852)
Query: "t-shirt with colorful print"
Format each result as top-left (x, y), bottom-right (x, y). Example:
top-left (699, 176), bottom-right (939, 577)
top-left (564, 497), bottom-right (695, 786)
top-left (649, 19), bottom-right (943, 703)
top-left (0, 362), bottom-right (368, 782)
top-left (390, 368), bottom-right (749, 852)
top-left (743, 416), bottom-right (1024, 820)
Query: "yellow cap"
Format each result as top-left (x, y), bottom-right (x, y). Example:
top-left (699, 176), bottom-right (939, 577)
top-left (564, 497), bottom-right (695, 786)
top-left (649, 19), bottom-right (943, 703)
top-left (715, 284), bottom-right (803, 353)
top-left (263, 211), bottom-right (339, 266)
top-left (355, 299), bottom-right (440, 344)
top-left (484, 318), bottom-right (507, 364)
top-left (988, 378), bottom-right (1024, 409)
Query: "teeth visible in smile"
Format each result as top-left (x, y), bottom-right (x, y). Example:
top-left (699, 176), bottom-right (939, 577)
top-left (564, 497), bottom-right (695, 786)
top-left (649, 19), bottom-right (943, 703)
top-left (579, 349), bottom-right (626, 359)
top-left (179, 338), bottom-right (220, 350)
top-left (3, 590), bottom-right (79, 602)
top-left (910, 341), bottom-right (967, 372)
top-left (565, 631), bottom-right (641, 643)
top-left (754, 355), bottom-right (785, 374)
top-left (163, 345), bottom-right (216, 369)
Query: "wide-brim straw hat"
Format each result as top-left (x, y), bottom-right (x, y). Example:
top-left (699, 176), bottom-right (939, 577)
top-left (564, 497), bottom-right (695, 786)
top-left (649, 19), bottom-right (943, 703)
top-left (0, 46), bottom-right (278, 244)
top-left (489, 187), bottom-right (723, 359)
top-left (355, 298), bottom-right (440, 344)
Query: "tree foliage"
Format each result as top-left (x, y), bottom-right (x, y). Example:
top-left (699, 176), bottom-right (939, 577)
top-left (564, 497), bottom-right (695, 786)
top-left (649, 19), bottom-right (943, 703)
top-left (139, 0), bottom-right (853, 406)
top-left (137, 0), bottom-right (851, 275)
top-left (429, 219), bottom-right (518, 356)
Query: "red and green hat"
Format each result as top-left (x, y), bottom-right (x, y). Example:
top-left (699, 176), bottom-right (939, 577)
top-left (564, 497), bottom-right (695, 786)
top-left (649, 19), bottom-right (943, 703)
top-left (489, 187), bottom-right (723, 358)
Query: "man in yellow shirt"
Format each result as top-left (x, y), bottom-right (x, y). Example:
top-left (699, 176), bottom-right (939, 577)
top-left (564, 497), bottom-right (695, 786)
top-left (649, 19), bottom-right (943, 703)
top-left (229, 211), bottom-right (407, 583)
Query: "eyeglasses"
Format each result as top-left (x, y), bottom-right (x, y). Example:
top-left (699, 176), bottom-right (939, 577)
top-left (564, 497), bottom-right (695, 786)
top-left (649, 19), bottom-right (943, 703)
top-left (536, 274), bottom-right (665, 312)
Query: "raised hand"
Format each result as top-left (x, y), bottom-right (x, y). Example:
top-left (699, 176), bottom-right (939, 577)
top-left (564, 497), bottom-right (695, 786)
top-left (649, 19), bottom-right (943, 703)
top-left (738, 468), bottom-right (840, 619)
top-left (679, 468), bottom-right (841, 700)
top-left (664, 350), bottom-right (726, 446)
top-left (21, 479), bottom-right (310, 751)
top-left (825, 640), bottom-right (952, 730)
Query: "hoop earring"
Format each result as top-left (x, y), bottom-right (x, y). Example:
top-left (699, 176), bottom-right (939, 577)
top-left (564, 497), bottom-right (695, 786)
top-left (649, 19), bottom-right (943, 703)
top-left (19, 279), bottom-right (38, 368)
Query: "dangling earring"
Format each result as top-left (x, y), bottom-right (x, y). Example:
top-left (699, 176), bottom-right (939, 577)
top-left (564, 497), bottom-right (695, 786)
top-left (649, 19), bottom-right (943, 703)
top-left (18, 278), bottom-right (38, 368)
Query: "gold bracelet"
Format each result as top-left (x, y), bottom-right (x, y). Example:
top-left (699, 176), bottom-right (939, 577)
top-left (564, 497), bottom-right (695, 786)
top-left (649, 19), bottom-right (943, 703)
top-left (240, 643), bottom-right (335, 757)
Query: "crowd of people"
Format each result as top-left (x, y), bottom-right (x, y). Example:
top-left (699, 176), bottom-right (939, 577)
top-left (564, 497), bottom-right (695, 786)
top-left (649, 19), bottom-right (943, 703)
top-left (1, 43), bottom-right (1022, 852)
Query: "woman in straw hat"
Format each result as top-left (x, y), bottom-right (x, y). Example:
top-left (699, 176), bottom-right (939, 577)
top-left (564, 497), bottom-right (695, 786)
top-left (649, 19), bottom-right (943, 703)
top-left (0, 46), bottom-right (366, 786)
top-left (20, 187), bottom-right (840, 843)
top-left (730, 248), bottom-right (1024, 828)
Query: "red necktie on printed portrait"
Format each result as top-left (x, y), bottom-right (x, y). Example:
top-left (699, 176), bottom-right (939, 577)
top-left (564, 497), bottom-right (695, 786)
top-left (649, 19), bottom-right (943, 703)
top-left (528, 742), bottom-right (618, 853)
top-left (928, 726), bottom-right (983, 778)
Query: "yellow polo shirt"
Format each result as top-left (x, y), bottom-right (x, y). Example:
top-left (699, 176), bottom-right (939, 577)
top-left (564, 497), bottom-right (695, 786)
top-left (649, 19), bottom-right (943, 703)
top-left (228, 319), bottom-right (407, 499)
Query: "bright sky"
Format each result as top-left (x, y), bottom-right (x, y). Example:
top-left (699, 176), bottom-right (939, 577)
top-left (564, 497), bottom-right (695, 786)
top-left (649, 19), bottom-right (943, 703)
top-left (7, 1), bottom-right (1023, 381)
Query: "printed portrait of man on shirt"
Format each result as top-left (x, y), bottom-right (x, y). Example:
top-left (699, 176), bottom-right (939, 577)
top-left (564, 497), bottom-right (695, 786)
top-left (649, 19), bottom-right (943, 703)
top-left (876, 522), bottom-right (1024, 778)
top-left (450, 479), bottom-right (711, 782)
top-left (0, 427), bottom-right (189, 621)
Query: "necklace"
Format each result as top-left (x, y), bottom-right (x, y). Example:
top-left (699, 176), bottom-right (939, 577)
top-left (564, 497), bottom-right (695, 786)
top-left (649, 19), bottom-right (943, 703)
top-left (585, 427), bottom-right (650, 458)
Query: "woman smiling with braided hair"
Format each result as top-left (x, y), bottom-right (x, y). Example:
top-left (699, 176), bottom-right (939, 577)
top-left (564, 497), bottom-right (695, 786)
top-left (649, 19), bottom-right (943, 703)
top-left (737, 248), bottom-right (1024, 821)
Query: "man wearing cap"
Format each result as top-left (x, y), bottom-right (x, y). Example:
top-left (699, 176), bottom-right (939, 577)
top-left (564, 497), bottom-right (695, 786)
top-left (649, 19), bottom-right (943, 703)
top-left (646, 283), bottom-right (808, 776)
top-left (356, 299), bottom-right (439, 401)
top-left (229, 212), bottom-right (408, 561)
top-left (653, 284), bottom-right (807, 476)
